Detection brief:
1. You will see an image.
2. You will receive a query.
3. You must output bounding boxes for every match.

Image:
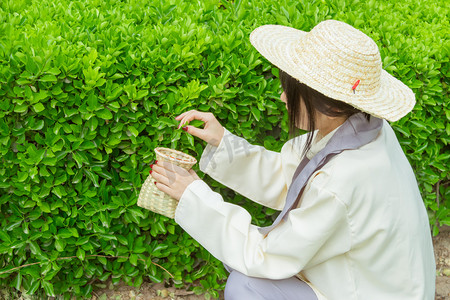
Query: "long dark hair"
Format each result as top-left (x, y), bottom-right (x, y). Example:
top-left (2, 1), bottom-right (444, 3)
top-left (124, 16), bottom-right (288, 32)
top-left (279, 69), bottom-right (370, 157)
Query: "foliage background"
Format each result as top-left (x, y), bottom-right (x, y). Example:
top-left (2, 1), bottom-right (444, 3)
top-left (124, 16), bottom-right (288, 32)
top-left (0, 0), bottom-right (448, 298)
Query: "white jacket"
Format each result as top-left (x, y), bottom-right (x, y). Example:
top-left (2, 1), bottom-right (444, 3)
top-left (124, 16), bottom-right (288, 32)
top-left (174, 121), bottom-right (435, 300)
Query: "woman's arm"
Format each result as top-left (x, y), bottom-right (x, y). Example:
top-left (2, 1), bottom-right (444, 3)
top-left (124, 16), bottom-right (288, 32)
top-left (174, 171), bottom-right (351, 279)
top-left (175, 110), bottom-right (303, 210)
top-left (199, 128), bottom-right (304, 210)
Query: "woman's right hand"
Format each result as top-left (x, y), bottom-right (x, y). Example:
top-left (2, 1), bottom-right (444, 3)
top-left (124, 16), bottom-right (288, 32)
top-left (175, 110), bottom-right (225, 147)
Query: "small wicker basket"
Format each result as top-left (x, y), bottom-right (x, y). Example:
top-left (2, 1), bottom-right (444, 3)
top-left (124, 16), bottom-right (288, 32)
top-left (137, 147), bottom-right (197, 219)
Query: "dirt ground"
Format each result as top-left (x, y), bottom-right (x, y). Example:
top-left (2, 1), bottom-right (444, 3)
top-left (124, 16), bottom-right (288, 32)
top-left (90, 281), bottom-right (221, 300)
top-left (91, 226), bottom-right (450, 300)
top-left (434, 226), bottom-right (450, 300)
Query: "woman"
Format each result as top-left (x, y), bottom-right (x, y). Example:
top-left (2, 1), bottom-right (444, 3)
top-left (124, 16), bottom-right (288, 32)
top-left (150, 20), bottom-right (435, 299)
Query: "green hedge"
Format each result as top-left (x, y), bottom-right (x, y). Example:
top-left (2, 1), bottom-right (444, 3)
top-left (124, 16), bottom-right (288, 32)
top-left (0, 0), bottom-right (448, 298)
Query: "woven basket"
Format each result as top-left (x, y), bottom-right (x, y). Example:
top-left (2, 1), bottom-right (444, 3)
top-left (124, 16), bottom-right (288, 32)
top-left (137, 147), bottom-right (197, 219)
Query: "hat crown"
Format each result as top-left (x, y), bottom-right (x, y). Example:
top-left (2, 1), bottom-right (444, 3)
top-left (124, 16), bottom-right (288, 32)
top-left (311, 20), bottom-right (379, 56)
top-left (296, 20), bottom-right (382, 97)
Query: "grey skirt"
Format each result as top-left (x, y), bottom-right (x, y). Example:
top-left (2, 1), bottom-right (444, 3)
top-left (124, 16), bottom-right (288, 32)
top-left (225, 270), bottom-right (318, 300)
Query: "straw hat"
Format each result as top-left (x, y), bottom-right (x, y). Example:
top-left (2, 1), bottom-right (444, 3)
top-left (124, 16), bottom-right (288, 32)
top-left (250, 20), bottom-right (415, 122)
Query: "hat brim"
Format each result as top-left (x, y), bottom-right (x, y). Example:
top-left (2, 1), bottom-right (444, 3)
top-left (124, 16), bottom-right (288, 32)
top-left (250, 25), bottom-right (415, 122)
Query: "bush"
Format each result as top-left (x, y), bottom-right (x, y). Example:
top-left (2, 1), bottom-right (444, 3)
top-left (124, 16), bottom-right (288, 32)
top-left (0, 0), bottom-right (448, 298)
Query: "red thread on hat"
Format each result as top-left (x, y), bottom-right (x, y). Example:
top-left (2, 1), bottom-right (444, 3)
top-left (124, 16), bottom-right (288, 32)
top-left (352, 80), bottom-right (360, 94)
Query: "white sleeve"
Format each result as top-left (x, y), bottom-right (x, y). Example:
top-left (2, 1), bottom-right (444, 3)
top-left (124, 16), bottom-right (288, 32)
top-left (174, 173), bottom-right (351, 280)
top-left (199, 128), bottom-right (303, 210)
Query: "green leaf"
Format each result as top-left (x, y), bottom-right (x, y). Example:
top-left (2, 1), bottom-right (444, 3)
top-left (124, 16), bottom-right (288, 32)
top-left (251, 106), bottom-right (261, 121)
top-left (82, 283), bottom-right (93, 297)
top-left (98, 256), bottom-right (107, 265)
top-left (58, 228), bottom-right (73, 238)
top-left (29, 241), bottom-right (42, 256)
top-left (84, 169), bottom-right (99, 187)
top-left (97, 108), bottom-right (113, 120)
top-left (34, 90), bottom-right (49, 101)
top-left (88, 117), bottom-right (99, 131)
top-left (69, 228), bottom-right (79, 237)
top-left (12, 273), bottom-right (22, 290)
top-left (79, 140), bottom-right (96, 150)
top-left (39, 202), bottom-right (51, 213)
top-left (74, 266), bottom-right (83, 278)
top-left (128, 125), bottom-right (139, 137)
top-left (117, 235), bottom-right (128, 245)
top-left (0, 231), bottom-right (11, 243)
top-left (41, 280), bottom-right (55, 296)
top-left (39, 75), bottom-right (57, 82)
top-left (55, 239), bottom-right (64, 252)
top-left (46, 67), bottom-right (61, 76)
top-left (98, 234), bottom-right (117, 241)
top-left (129, 254), bottom-right (138, 266)
top-left (128, 207), bottom-right (144, 221)
top-left (72, 152), bottom-right (88, 168)
top-left (134, 275), bottom-right (144, 288)
top-left (77, 247), bottom-right (85, 261)
top-left (52, 185), bottom-right (67, 198)
top-left (76, 236), bottom-right (90, 246)
top-left (30, 119), bottom-right (45, 130)
top-left (32, 103), bottom-right (45, 113)
top-left (137, 90), bottom-right (149, 99)
top-left (167, 225), bottom-right (175, 235)
top-left (17, 171), bottom-right (28, 182)
top-left (27, 278), bottom-right (40, 295)
top-left (87, 93), bottom-right (99, 110)
top-left (14, 104), bottom-right (28, 113)
top-left (6, 221), bottom-right (22, 231)
top-left (186, 132), bottom-right (195, 147)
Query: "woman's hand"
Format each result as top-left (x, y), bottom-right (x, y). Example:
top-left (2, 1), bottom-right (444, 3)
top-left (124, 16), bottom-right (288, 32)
top-left (176, 110), bottom-right (225, 147)
top-left (151, 161), bottom-right (201, 201)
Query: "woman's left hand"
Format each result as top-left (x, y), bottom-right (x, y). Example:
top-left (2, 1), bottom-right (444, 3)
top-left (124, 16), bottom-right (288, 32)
top-left (151, 161), bottom-right (201, 201)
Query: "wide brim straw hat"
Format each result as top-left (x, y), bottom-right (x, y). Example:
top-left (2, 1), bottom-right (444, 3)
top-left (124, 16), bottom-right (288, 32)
top-left (250, 20), bottom-right (415, 122)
